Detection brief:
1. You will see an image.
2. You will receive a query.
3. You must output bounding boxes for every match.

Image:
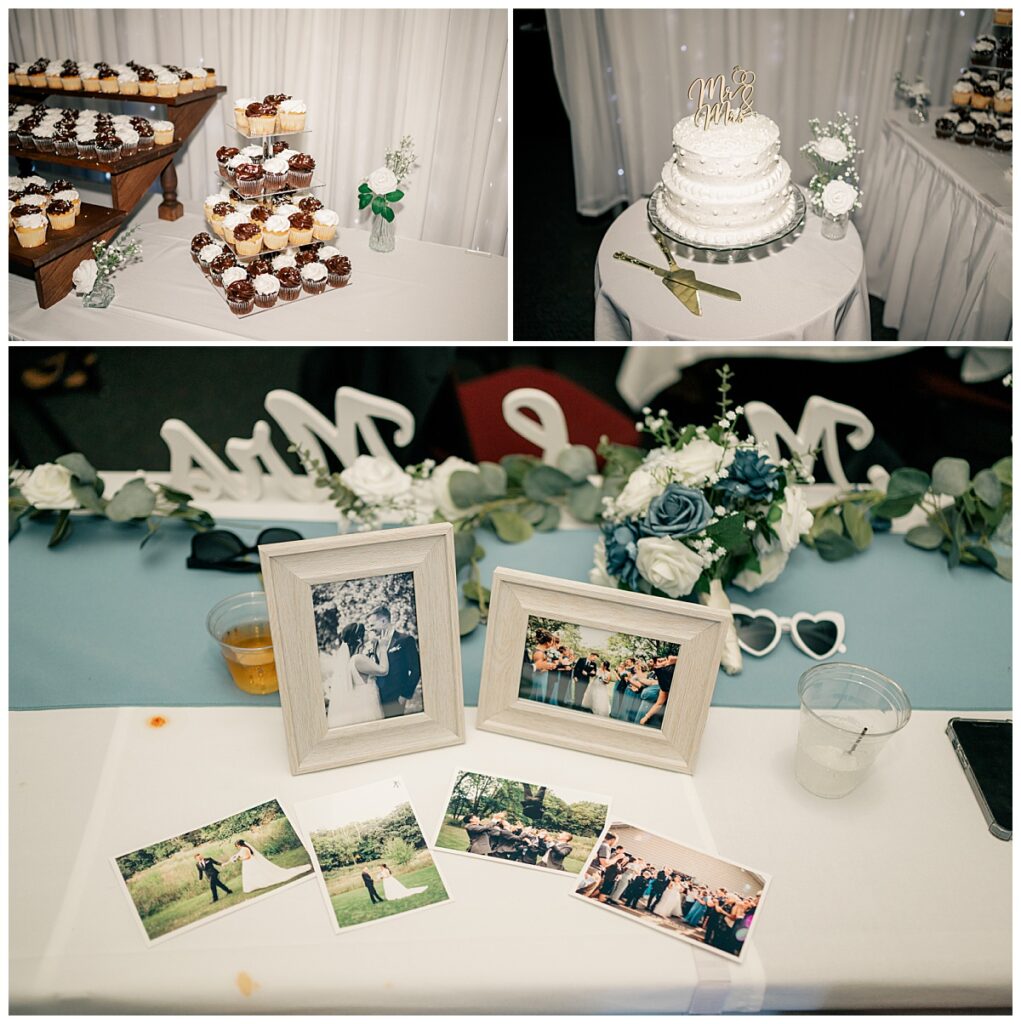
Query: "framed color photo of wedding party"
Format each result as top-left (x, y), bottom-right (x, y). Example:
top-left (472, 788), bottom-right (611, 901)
top-left (259, 523), bottom-right (465, 774)
top-left (475, 569), bottom-right (728, 773)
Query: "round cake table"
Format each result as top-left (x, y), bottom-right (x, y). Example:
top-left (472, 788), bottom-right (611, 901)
top-left (594, 199), bottom-right (871, 342)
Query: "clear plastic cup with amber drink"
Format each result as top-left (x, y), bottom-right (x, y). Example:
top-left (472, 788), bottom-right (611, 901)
top-left (207, 592), bottom-right (279, 695)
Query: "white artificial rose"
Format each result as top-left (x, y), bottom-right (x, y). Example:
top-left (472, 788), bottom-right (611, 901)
top-left (775, 485), bottom-right (813, 553)
top-left (613, 467), bottom-right (662, 518)
top-left (635, 536), bottom-right (704, 598)
top-left (733, 537), bottom-right (790, 593)
top-left (821, 179), bottom-right (858, 217)
top-left (589, 537), bottom-right (617, 588)
top-left (430, 456), bottom-right (481, 520)
top-left (367, 167), bottom-right (398, 195)
top-left (72, 258), bottom-right (98, 295)
top-left (19, 463), bottom-right (78, 510)
top-left (646, 439), bottom-right (734, 488)
top-left (339, 455), bottom-right (412, 503)
top-left (813, 136), bottom-right (849, 163)
top-left (407, 478), bottom-right (438, 523)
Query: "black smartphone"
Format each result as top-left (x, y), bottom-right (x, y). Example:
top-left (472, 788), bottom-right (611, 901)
top-left (946, 718), bottom-right (1012, 841)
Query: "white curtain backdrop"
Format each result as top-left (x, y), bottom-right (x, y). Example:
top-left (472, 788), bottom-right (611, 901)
top-left (548, 8), bottom-right (987, 219)
top-left (9, 8), bottom-right (507, 255)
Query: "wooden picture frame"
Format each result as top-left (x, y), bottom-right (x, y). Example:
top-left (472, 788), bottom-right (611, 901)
top-left (259, 523), bottom-right (465, 774)
top-left (476, 569), bottom-right (728, 774)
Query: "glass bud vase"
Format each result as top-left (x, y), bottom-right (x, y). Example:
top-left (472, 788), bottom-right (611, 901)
top-left (369, 213), bottom-right (396, 253)
top-left (821, 211), bottom-right (850, 241)
top-left (82, 274), bottom-right (116, 308)
top-left (909, 102), bottom-right (929, 125)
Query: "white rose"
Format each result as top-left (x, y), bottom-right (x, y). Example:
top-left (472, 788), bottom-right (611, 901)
top-left (821, 179), bottom-right (858, 217)
top-left (72, 258), bottom-right (98, 295)
top-left (645, 439), bottom-right (734, 488)
top-left (775, 485), bottom-right (813, 553)
top-left (733, 537), bottom-right (789, 592)
top-left (635, 536), bottom-right (704, 598)
top-left (813, 136), bottom-right (849, 163)
top-left (19, 463), bottom-right (78, 510)
top-left (429, 456), bottom-right (481, 520)
top-left (614, 467), bottom-right (662, 518)
top-left (589, 537), bottom-right (618, 588)
top-left (367, 167), bottom-right (398, 195)
top-left (407, 478), bottom-right (438, 523)
top-left (339, 455), bottom-right (412, 503)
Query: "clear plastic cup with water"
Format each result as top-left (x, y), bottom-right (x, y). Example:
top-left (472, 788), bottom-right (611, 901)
top-left (795, 663), bottom-right (912, 798)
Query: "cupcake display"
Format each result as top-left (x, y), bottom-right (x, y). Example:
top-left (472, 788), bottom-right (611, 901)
top-left (9, 57), bottom-right (216, 97)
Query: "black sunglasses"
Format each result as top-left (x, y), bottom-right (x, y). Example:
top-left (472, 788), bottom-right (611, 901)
top-left (187, 527), bottom-right (303, 572)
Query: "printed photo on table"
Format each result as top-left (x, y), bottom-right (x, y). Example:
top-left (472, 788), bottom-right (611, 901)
top-left (573, 820), bottom-right (769, 963)
top-left (314, 571), bottom-right (423, 727)
top-left (296, 777), bottom-right (451, 933)
top-left (434, 769), bottom-right (611, 875)
top-left (520, 615), bottom-right (680, 730)
top-left (112, 799), bottom-right (313, 944)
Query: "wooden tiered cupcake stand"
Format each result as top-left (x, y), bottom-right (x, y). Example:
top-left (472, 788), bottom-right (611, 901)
top-left (8, 83), bottom-right (226, 308)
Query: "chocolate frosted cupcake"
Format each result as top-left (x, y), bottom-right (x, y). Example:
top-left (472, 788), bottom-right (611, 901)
top-left (287, 153), bottom-right (315, 189)
top-left (994, 128), bottom-right (1012, 151)
top-left (136, 121), bottom-right (155, 151)
top-left (253, 273), bottom-right (281, 309)
top-left (247, 257), bottom-right (274, 278)
top-left (245, 102), bottom-right (277, 136)
top-left (96, 135), bottom-right (123, 162)
top-left (276, 266), bottom-right (302, 301)
top-left (216, 146), bottom-right (240, 179)
top-left (325, 255), bottom-right (352, 287)
top-left (46, 198), bottom-right (75, 230)
top-left (288, 210), bottom-right (314, 246)
top-left (226, 278), bottom-right (256, 316)
top-left (209, 251), bottom-right (238, 287)
top-left (298, 195), bottom-right (324, 214)
top-left (191, 232), bottom-right (214, 263)
top-left (955, 120), bottom-right (976, 144)
top-left (300, 262), bottom-right (328, 295)
top-left (233, 221), bottom-right (263, 257)
top-left (235, 162), bottom-right (265, 198)
top-left (971, 38), bottom-right (995, 67)
top-left (934, 115), bottom-right (956, 139)
top-left (975, 121), bottom-right (997, 147)
top-left (972, 80), bottom-right (995, 110)
top-left (294, 248), bottom-right (320, 268)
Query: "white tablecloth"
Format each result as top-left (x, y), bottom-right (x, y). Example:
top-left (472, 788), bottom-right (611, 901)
top-left (595, 200), bottom-right (871, 342)
top-left (9, 193), bottom-right (507, 341)
top-left (861, 109), bottom-right (1013, 341)
top-left (10, 707), bottom-right (1010, 1012)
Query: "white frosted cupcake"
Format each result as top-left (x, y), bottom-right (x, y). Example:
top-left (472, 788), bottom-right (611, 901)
top-left (225, 153), bottom-right (246, 185)
top-left (241, 144), bottom-right (264, 164)
top-left (274, 203), bottom-right (300, 220)
top-left (300, 261), bottom-right (328, 295)
top-left (312, 208), bottom-right (339, 241)
top-left (222, 211), bottom-right (249, 245)
top-left (221, 266), bottom-right (249, 289)
top-left (53, 188), bottom-right (81, 214)
top-left (253, 273), bottom-right (281, 308)
top-left (263, 214), bottom-right (291, 250)
top-left (278, 99), bottom-right (307, 132)
top-left (156, 72), bottom-right (179, 98)
top-left (199, 241), bottom-right (226, 274)
top-left (316, 245), bottom-right (341, 263)
top-left (152, 120), bottom-right (175, 146)
top-left (233, 97), bottom-right (256, 132)
top-left (14, 212), bottom-right (48, 248)
top-left (81, 66), bottom-right (100, 92)
top-left (263, 156), bottom-right (289, 191)
top-left (45, 62), bottom-right (64, 89)
top-left (272, 251), bottom-right (297, 271)
top-left (118, 70), bottom-right (139, 95)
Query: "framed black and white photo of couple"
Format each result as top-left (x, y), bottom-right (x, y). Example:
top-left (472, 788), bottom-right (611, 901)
top-left (259, 523), bottom-right (465, 774)
top-left (476, 569), bottom-right (729, 773)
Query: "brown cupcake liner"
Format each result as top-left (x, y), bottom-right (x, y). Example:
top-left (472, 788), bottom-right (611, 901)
top-left (254, 294), bottom-right (278, 309)
top-left (302, 279), bottom-right (327, 295)
top-left (278, 284), bottom-right (301, 301)
top-left (228, 298), bottom-right (254, 316)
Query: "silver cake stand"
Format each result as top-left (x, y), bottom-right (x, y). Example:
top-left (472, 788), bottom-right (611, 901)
top-left (647, 185), bottom-right (807, 264)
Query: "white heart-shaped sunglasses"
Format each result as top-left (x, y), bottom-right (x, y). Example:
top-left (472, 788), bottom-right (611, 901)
top-left (730, 606), bottom-right (847, 661)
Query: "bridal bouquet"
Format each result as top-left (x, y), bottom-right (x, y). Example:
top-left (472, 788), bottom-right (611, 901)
top-left (590, 368), bottom-right (813, 674)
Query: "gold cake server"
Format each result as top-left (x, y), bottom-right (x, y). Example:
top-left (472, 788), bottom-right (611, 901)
top-left (613, 250), bottom-right (701, 315)
top-left (613, 251), bottom-right (742, 305)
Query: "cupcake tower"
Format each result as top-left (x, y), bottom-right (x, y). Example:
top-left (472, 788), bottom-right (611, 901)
top-left (195, 91), bottom-right (351, 315)
top-left (940, 19), bottom-right (1012, 152)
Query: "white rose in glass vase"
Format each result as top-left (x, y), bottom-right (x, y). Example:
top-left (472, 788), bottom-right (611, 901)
top-left (19, 463), bottom-right (78, 510)
top-left (821, 179), bottom-right (858, 217)
top-left (72, 258), bottom-right (98, 295)
top-left (634, 536), bottom-right (704, 598)
top-left (367, 167), bottom-right (398, 195)
top-left (339, 455), bottom-right (412, 502)
top-left (813, 136), bottom-right (849, 163)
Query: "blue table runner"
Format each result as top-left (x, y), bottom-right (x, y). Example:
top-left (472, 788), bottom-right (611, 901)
top-left (8, 516), bottom-right (1011, 711)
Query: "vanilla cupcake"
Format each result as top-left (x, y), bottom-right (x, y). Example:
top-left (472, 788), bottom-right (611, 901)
top-left (995, 88), bottom-right (1012, 114)
top-left (45, 62), bottom-right (63, 89)
top-left (177, 69), bottom-right (194, 95)
top-left (245, 102), bottom-right (277, 136)
top-left (263, 214), bottom-right (291, 250)
top-left (951, 79), bottom-right (974, 106)
top-left (208, 201), bottom-right (235, 237)
top-left (274, 202), bottom-right (300, 220)
top-left (156, 72), bottom-right (180, 99)
top-left (118, 70), bottom-right (139, 95)
top-left (222, 211), bottom-right (249, 245)
top-left (46, 198), bottom-right (76, 230)
top-left (14, 211), bottom-right (48, 248)
top-left (300, 261), bottom-right (328, 295)
top-left (253, 273), bottom-right (281, 308)
top-left (18, 193), bottom-right (50, 214)
top-left (204, 192), bottom-right (229, 220)
top-left (14, 63), bottom-right (31, 87)
top-left (152, 120), bottom-right (175, 146)
top-left (187, 67), bottom-right (208, 91)
top-left (204, 67), bottom-right (217, 88)
top-left (288, 211), bottom-right (315, 246)
top-left (232, 221), bottom-right (263, 257)
top-left (312, 207), bottom-right (339, 241)
top-left (138, 68), bottom-right (158, 96)
top-left (277, 99), bottom-right (307, 132)
top-left (53, 189), bottom-right (81, 215)
top-left (81, 66), bottom-right (101, 92)
top-left (61, 65), bottom-right (82, 91)
top-left (233, 97), bottom-right (256, 132)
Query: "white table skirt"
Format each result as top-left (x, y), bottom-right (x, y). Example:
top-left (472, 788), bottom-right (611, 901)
top-left (594, 199), bottom-right (871, 342)
top-left (9, 193), bottom-right (508, 342)
top-left (10, 707), bottom-right (1010, 1013)
top-left (860, 109), bottom-right (1013, 342)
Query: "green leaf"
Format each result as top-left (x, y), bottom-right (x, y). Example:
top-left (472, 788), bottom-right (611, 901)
top-left (477, 462), bottom-right (507, 500)
top-left (9, 504), bottom-right (29, 539)
top-left (965, 544), bottom-right (998, 570)
top-left (972, 469), bottom-right (1003, 508)
top-left (567, 481), bottom-right (602, 522)
top-left (842, 501), bottom-right (873, 551)
top-left (47, 509), bottom-right (72, 548)
top-left (488, 508), bottom-right (534, 543)
top-left (992, 456), bottom-right (1012, 486)
top-left (536, 505), bottom-right (561, 532)
top-left (519, 501), bottom-right (549, 525)
top-left (56, 452), bottom-right (98, 486)
top-left (810, 509), bottom-right (844, 542)
top-left (358, 193), bottom-right (373, 210)
top-left (453, 529), bottom-right (477, 572)
top-left (448, 469), bottom-right (485, 509)
top-left (905, 524), bottom-right (944, 550)
top-left (105, 478), bottom-right (156, 522)
top-left (462, 579), bottom-right (491, 605)
top-left (70, 480), bottom-right (106, 514)
top-left (385, 190), bottom-right (404, 202)
top-left (931, 457), bottom-right (971, 497)
top-left (381, 205), bottom-right (395, 223)
top-left (767, 503), bottom-right (783, 524)
top-left (994, 555), bottom-right (1012, 581)
top-left (371, 195), bottom-right (385, 216)
top-left (500, 454), bottom-right (541, 488)
top-left (358, 182), bottom-right (371, 194)
top-left (458, 604), bottom-right (481, 636)
top-left (813, 530), bottom-right (859, 561)
top-left (158, 485), bottom-right (194, 505)
top-left (873, 467), bottom-right (930, 519)
top-left (523, 464), bottom-right (573, 501)
top-left (555, 445), bottom-right (597, 483)
top-left (704, 513), bottom-right (746, 550)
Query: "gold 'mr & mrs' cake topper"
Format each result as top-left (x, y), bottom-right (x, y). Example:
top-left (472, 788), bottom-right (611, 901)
top-left (688, 66), bottom-right (757, 130)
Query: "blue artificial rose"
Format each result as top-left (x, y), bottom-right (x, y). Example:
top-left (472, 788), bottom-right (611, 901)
top-left (602, 519), bottom-right (643, 590)
top-left (639, 483), bottom-right (712, 538)
top-left (716, 449), bottom-right (782, 505)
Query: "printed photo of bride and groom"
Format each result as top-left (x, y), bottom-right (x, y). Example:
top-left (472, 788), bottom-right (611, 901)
top-left (435, 770), bottom-right (610, 877)
top-left (113, 800), bottom-right (314, 943)
top-left (519, 616), bottom-right (681, 730)
top-left (313, 572), bottom-right (423, 728)
top-left (296, 777), bottom-right (450, 933)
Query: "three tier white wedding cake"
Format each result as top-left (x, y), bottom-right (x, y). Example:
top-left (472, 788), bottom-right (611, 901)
top-left (658, 112), bottom-right (797, 248)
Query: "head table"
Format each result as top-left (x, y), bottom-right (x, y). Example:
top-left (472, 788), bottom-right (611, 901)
top-left (9, 485), bottom-right (1011, 1012)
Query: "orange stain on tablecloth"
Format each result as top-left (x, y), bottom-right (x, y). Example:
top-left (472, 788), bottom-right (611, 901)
top-left (147, 716), bottom-right (168, 728)
top-left (236, 972), bottom-right (260, 997)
